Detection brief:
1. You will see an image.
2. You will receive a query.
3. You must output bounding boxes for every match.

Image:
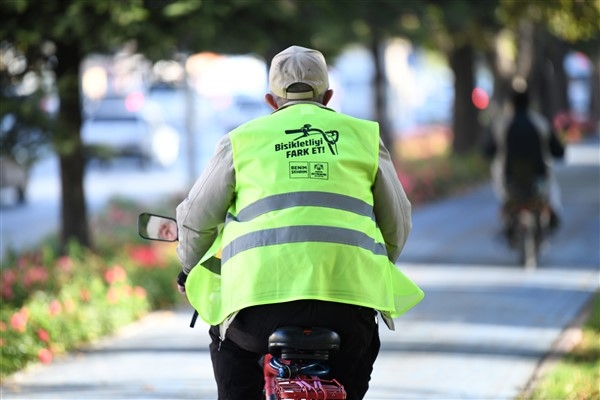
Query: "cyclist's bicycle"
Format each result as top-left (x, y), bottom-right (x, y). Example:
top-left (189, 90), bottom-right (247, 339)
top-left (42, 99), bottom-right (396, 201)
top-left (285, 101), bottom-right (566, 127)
top-left (138, 213), bottom-right (347, 399)
top-left (501, 182), bottom-right (552, 269)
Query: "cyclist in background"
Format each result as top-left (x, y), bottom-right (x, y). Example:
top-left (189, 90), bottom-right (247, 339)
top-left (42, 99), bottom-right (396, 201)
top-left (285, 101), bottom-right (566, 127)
top-left (175, 45), bottom-right (423, 400)
top-left (485, 87), bottom-right (565, 236)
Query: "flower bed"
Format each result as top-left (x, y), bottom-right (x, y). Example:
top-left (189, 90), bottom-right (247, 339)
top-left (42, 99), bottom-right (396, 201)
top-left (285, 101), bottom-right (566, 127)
top-left (394, 126), bottom-right (490, 207)
top-left (1, 250), bottom-right (152, 377)
top-left (397, 152), bottom-right (489, 207)
top-left (1, 197), bottom-right (185, 379)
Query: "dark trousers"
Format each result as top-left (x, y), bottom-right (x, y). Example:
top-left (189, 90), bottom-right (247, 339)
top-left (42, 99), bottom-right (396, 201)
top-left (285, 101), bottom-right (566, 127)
top-left (208, 300), bottom-right (381, 400)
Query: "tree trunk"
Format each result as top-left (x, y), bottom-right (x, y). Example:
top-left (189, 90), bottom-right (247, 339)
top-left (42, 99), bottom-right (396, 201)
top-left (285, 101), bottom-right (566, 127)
top-left (519, 27), bottom-right (570, 124)
top-left (368, 32), bottom-right (395, 162)
top-left (54, 41), bottom-right (90, 252)
top-left (516, 19), bottom-right (546, 113)
top-left (530, 29), bottom-right (569, 122)
top-left (543, 34), bottom-right (570, 117)
top-left (449, 43), bottom-right (480, 154)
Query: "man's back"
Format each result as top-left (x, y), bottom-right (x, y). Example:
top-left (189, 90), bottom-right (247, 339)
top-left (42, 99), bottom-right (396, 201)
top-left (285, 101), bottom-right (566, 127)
top-left (217, 102), bottom-right (421, 323)
top-left (504, 110), bottom-right (547, 185)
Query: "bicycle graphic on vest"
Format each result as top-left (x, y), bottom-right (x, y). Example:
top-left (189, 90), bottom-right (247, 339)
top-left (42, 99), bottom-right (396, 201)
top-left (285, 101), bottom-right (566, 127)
top-left (286, 124), bottom-right (339, 155)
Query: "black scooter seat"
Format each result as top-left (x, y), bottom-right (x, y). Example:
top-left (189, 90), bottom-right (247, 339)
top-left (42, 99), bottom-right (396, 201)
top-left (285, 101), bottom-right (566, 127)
top-left (268, 326), bottom-right (340, 360)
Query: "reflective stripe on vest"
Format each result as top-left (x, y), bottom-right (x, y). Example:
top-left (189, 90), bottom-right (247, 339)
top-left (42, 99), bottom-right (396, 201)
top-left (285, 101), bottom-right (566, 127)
top-left (222, 225), bottom-right (387, 264)
top-left (227, 191), bottom-right (376, 223)
top-left (223, 190), bottom-right (382, 262)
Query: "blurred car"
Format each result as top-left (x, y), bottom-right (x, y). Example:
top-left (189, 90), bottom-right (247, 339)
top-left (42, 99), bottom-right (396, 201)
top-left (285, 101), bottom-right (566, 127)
top-left (0, 156), bottom-right (29, 204)
top-left (81, 92), bottom-right (179, 168)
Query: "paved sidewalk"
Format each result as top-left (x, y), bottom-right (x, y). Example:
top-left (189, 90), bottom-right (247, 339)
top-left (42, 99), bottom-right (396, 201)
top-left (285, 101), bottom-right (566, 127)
top-left (2, 137), bottom-right (598, 399)
top-left (1, 267), bottom-right (597, 400)
top-left (371, 265), bottom-right (597, 399)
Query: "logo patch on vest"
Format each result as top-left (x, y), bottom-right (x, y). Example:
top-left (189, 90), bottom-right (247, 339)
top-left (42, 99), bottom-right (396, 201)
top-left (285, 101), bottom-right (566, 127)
top-left (274, 124), bottom-right (339, 158)
top-left (289, 162), bottom-right (329, 180)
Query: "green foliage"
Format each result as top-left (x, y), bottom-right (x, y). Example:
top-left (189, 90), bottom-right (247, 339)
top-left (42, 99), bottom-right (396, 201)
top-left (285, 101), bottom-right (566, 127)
top-left (0, 41), bottom-right (55, 165)
top-left (0, 112), bottom-right (48, 164)
top-left (419, 0), bottom-right (502, 53)
top-left (499, 0), bottom-right (600, 44)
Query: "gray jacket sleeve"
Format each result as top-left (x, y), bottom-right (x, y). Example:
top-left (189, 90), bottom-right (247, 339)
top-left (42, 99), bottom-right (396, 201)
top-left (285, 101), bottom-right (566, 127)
top-left (176, 135), bottom-right (235, 274)
top-left (373, 138), bottom-right (412, 263)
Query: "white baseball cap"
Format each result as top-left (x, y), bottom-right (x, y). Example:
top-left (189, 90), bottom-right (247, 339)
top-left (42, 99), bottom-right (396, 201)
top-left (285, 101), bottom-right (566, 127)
top-left (269, 45), bottom-right (329, 100)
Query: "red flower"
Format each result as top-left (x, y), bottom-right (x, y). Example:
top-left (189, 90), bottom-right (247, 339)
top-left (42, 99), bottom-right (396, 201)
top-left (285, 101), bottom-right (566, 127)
top-left (106, 287), bottom-right (119, 304)
top-left (38, 348), bottom-right (53, 364)
top-left (23, 266), bottom-right (49, 288)
top-left (48, 300), bottom-right (62, 316)
top-left (104, 266), bottom-right (127, 285)
top-left (10, 308), bottom-right (29, 332)
top-left (80, 288), bottom-right (91, 302)
top-left (37, 329), bottom-right (50, 343)
top-left (1, 284), bottom-right (14, 300)
top-left (129, 245), bottom-right (166, 267)
top-left (1, 269), bottom-right (17, 286)
top-left (1, 269), bottom-right (18, 300)
top-left (56, 256), bottom-right (74, 274)
top-left (133, 286), bottom-right (147, 299)
top-left (122, 285), bottom-right (133, 297)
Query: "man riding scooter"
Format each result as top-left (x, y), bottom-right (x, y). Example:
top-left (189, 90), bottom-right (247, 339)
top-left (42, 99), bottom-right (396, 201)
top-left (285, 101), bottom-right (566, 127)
top-left (174, 45), bottom-right (424, 400)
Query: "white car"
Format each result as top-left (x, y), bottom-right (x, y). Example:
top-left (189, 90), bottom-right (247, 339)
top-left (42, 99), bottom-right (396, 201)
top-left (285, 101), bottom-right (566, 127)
top-left (81, 93), bottom-right (179, 167)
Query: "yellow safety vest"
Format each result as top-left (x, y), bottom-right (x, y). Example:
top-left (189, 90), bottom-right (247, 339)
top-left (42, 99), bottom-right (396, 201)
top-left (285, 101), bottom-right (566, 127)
top-left (186, 104), bottom-right (423, 325)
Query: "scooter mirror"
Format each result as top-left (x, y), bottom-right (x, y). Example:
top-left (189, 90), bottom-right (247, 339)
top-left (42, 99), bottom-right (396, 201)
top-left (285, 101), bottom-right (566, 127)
top-left (138, 213), bottom-right (178, 242)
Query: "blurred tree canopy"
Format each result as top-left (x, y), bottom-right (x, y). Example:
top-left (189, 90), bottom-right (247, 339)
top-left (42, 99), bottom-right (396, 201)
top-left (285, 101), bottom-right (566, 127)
top-left (3, 0), bottom-right (173, 250)
top-left (497, 0), bottom-right (600, 127)
top-left (1, 0), bottom-right (598, 253)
